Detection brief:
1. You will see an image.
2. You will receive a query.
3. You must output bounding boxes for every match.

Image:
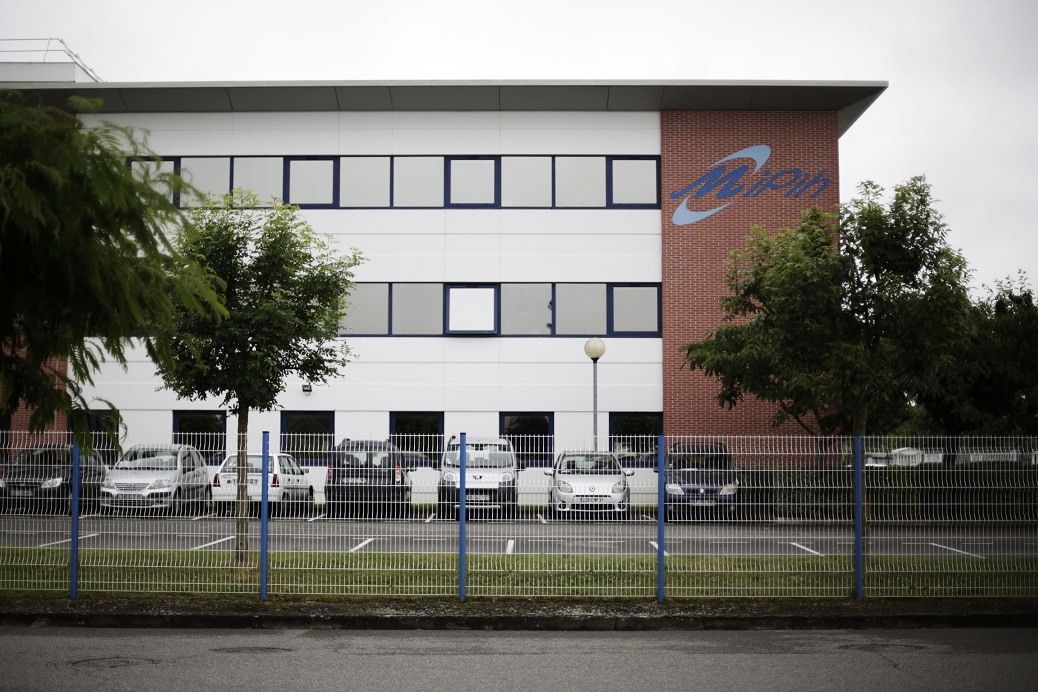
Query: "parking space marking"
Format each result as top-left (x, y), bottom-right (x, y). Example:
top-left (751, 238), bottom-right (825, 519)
top-left (425, 513), bottom-right (436, 524)
top-left (789, 542), bottom-right (824, 556)
top-left (192, 536), bottom-right (234, 550)
top-left (505, 539), bottom-right (515, 554)
top-left (307, 513), bottom-right (326, 523)
top-left (537, 514), bottom-right (547, 524)
top-left (38, 533), bottom-right (98, 548)
top-left (930, 542), bottom-right (985, 558)
top-left (649, 540), bottom-right (669, 557)
top-left (349, 538), bottom-right (375, 552)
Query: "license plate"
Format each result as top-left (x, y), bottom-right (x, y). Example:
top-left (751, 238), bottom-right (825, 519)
top-left (578, 497), bottom-right (603, 504)
top-left (248, 479), bottom-right (259, 487)
top-left (691, 500), bottom-right (716, 506)
top-left (11, 490), bottom-right (33, 498)
top-left (345, 478), bottom-right (367, 485)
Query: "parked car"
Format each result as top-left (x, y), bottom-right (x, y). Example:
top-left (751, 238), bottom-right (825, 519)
top-left (657, 442), bottom-right (739, 520)
top-left (437, 436), bottom-right (520, 519)
top-left (100, 444), bottom-right (211, 515)
top-left (212, 452), bottom-right (314, 516)
top-left (544, 451), bottom-right (633, 519)
top-left (0, 445), bottom-right (108, 514)
top-left (325, 440), bottom-right (413, 518)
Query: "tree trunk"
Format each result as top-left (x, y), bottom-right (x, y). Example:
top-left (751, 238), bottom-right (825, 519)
top-left (235, 408), bottom-right (250, 564)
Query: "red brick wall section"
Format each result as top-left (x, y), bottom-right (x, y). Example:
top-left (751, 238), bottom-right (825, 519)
top-left (5, 356), bottom-right (67, 435)
top-left (660, 111), bottom-right (840, 436)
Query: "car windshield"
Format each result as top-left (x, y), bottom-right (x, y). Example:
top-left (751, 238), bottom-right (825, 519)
top-left (221, 455), bottom-right (266, 473)
top-left (9, 448), bottom-right (69, 468)
top-left (556, 454), bottom-right (619, 475)
top-left (115, 450), bottom-right (177, 471)
top-left (339, 451), bottom-right (393, 468)
top-left (444, 444), bottom-right (514, 468)
top-left (668, 452), bottom-right (732, 471)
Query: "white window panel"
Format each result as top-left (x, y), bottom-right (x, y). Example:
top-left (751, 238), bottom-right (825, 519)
top-left (233, 157), bottom-right (283, 206)
top-left (180, 157), bottom-right (231, 205)
top-left (449, 158), bottom-right (497, 205)
top-left (613, 286), bottom-right (659, 333)
top-left (340, 157), bottom-right (390, 207)
top-left (288, 159), bottom-right (334, 205)
top-left (394, 157), bottom-right (444, 207)
top-left (447, 286), bottom-right (497, 333)
top-left (611, 159), bottom-right (657, 205)
top-left (555, 157), bottom-right (606, 207)
top-left (501, 157), bottom-right (552, 207)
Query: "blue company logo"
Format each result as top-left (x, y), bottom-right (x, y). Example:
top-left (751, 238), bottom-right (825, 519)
top-left (671, 145), bottom-right (831, 225)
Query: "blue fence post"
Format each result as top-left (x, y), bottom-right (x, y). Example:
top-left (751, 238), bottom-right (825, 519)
top-left (853, 435), bottom-right (864, 601)
top-left (70, 444), bottom-right (81, 599)
top-left (459, 432), bottom-right (467, 603)
top-left (657, 434), bottom-right (665, 603)
top-left (260, 431), bottom-right (269, 601)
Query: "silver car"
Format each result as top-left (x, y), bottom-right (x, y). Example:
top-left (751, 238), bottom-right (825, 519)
top-left (100, 444), bottom-right (211, 515)
top-left (544, 451), bottom-right (634, 519)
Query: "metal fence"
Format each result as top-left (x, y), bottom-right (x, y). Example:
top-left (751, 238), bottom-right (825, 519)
top-left (1, 432), bottom-right (1036, 599)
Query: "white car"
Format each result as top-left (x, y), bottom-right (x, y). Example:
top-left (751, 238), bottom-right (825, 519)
top-left (212, 452), bottom-right (314, 516)
top-left (544, 451), bottom-right (633, 519)
top-left (100, 444), bottom-right (210, 515)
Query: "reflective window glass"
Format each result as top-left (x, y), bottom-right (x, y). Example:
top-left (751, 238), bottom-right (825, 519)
top-left (612, 286), bottom-right (659, 333)
top-left (393, 157), bottom-right (444, 207)
top-left (447, 286), bottom-right (497, 333)
top-left (233, 157), bottom-right (283, 206)
top-left (501, 157), bottom-right (553, 207)
top-left (449, 158), bottom-right (497, 206)
top-left (392, 283), bottom-right (443, 334)
top-left (180, 157), bottom-right (231, 206)
top-left (288, 158), bottom-right (335, 205)
top-left (501, 284), bottom-right (553, 335)
top-left (555, 157), bottom-right (606, 207)
top-left (342, 283), bottom-right (389, 335)
top-left (340, 157), bottom-right (390, 207)
top-left (611, 158), bottom-right (658, 205)
top-left (555, 284), bottom-right (606, 334)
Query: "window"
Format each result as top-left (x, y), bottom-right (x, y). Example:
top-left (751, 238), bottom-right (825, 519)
top-left (500, 412), bottom-right (553, 467)
top-left (173, 411), bottom-right (226, 465)
top-left (608, 157), bottom-right (659, 206)
top-left (340, 157), bottom-right (390, 207)
top-left (342, 283), bottom-right (390, 335)
top-left (611, 285), bottom-right (660, 334)
top-left (392, 284), bottom-right (443, 335)
top-left (390, 412), bottom-right (443, 467)
top-left (233, 157), bottom-right (283, 205)
top-left (610, 413), bottom-right (661, 467)
top-left (501, 284), bottom-right (553, 335)
top-left (447, 157), bottom-right (498, 207)
top-left (281, 411), bottom-right (334, 466)
top-left (287, 157), bottom-right (335, 206)
top-left (446, 285), bottom-right (498, 334)
top-left (131, 158), bottom-right (176, 204)
top-left (393, 157), bottom-right (444, 207)
top-left (180, 157), bottom-right (231, 206)
top-left (555, 157), bottom-right (606, 207)
top-left (501, 156), bottom-right (553, 207)
top-left (555, 284), bottom-right (607, 335)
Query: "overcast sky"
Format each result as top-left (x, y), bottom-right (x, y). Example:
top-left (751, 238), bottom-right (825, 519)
top-left (5, 0), bottom-right (1036, 292)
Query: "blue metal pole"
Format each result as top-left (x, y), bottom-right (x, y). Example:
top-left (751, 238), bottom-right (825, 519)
top-left (70, 444), bottom-right (81, 599)
top-left (853, 435), bottom-right (864, 601)
top-left (260, 431), bottom-right (269, 601)
top-left (657, 434), bottom-right (665, 603)
top-left (459, 432), bottom-right (467, 603)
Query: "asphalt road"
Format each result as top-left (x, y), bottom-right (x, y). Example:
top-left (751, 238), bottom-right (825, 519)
top-left (0, 512), bottom-right (1034, 559)
top-left (2, 627), bottom-right (1037, 691)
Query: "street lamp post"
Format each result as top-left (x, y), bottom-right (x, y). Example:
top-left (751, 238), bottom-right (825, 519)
top-left (583, 337), bottom-right (606, 450)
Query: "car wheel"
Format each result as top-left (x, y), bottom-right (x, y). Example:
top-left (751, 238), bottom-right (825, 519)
top-left (304, 488), bottom-right (315, 517)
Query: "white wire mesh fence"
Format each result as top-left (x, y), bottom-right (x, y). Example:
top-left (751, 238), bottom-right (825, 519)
top-left (1, 431), bottom-right (1035, 599)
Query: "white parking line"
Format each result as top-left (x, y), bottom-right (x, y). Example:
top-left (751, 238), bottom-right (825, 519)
top-left (191, 536), bottom-right (234, 550)
top-left (505, 539), bottom-right (515, 554)
top-left (425, 512), bottom-right (436, 524)
top-left (350, 538), bottom-right (375, 553)
top-left (789, 542), bottom-right (824, 556)
top-left (649, 540), bottom-right (669, 557)
top-left (307, 513), bottom-right (326, 523)
top-left (38, 533), bottom-right (98, 548)
top-left (537, 513), bottom-right (547, 524)
top-left (931, 542), bottom-right (985, 558)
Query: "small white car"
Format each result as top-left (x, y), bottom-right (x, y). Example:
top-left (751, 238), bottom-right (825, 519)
top-left (544, 451), bottom-right (633, 519)
top-left (212, 452), bottom-right (314, 516)
top-left (100, 444), bottom-right (210, 515)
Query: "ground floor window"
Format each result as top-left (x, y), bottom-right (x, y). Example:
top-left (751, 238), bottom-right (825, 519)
top-left (281, 411), bottom-right (334, 466)
top-left (173, 410), bottom-right (226, 465)
top-left (390, 412), bottom-right (443, 467)
top-left (500, 412), bottom-right (554, 467)
top-left (610, 412), bottom-right (661, 467)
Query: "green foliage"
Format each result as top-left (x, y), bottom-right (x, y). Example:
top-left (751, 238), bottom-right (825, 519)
top-left (155, 189), bottom-right (363, 416)
top-left (682, 177), bottom-right (973, 435)
top-left (0, 91), bottom-right (221, 442)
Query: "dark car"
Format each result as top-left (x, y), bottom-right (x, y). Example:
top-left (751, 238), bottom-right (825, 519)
top-left (325, 439), bottom-right (413, 518)
top-left (656, 442), bottom-right (739, 520)
top-left (0, 445), bottom-right (108, 514)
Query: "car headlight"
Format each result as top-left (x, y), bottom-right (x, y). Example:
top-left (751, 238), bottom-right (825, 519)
top-left (149, 478), bottom-right (172, 490)
top-left (41, 477), bottom-right (64, 489)
top-left (719, 483), bottom-right (738, 496)
top-left (665, 483), bottom-right (685, 496)
top-left (500, 471), bottom-right (514, 484)
top-left (101, 478), bottom-right (114, 489)
top-left (612, 479), bottom-right (628, 493)
top-left (0, 479), bottom-right (5, 489)
top-left (442, 470), bottom-right (457, 483)
top-left (555, 479), bottom-right (573, 493)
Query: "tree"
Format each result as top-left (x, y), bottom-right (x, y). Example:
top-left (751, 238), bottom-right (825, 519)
top-left (155, 190), bottom-right (363, 560)
top-left (0, 92), bottom-right (221, 444)
top-left (682, 177), bottom-right (973, 436)
top-left (919, 273), bottom-right (1038, 436)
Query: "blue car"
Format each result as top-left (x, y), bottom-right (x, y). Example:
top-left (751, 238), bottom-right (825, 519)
top-left (657, 442), bottom-right (739, 520)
